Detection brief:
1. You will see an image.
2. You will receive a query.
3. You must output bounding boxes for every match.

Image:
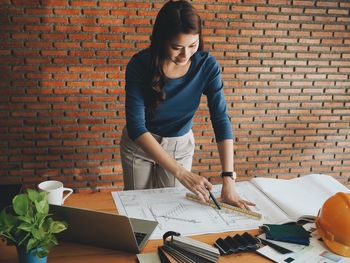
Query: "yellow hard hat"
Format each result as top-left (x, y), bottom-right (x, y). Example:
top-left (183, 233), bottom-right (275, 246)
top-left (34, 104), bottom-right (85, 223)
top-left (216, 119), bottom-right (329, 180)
top-left (316, 192), bottom-right (350, 257)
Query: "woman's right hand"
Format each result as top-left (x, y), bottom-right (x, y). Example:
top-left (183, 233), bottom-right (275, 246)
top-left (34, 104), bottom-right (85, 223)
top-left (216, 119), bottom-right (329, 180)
top-left (176, 169), bottom-right (212, 203)
top-left (134, 133), bottom-right (212, 201)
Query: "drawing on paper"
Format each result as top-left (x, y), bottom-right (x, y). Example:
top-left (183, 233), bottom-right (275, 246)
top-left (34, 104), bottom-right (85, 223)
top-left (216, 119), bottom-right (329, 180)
top-left (112, 182), bottom-right (291, 239)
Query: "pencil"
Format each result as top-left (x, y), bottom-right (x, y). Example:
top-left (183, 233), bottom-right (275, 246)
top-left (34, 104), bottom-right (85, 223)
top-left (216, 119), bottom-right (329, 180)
top-left (208, 190), bottom-right (221, 210)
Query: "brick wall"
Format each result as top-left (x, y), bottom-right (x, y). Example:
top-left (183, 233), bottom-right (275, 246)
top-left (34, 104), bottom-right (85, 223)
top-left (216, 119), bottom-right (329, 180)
top-left (1, 0), bottom-right (349, 191)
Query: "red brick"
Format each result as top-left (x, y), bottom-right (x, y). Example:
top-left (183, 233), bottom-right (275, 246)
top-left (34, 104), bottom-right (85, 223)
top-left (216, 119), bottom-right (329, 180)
top-left (54, 9), bottom-right (80, 15)
top-left (55, 25), bottom-right (81, 32)
top-left (96, 34), bottom-right (122, 41)
top-left (41, 0), bottom-right (67, 6)
top-left (99, 1), bottom-right (123, 8)
top-left (25, 25), bottom-right (52, 31)
top-left (70, 0), bottom-right (96, 7)
top-left (24, 9), bottom-right (51, 16)
top-left (125, 18), bottom-right (150, 25)
top-left (52, 88), bottom-right (79, 94)
top-left (41, 50), bottom-right (67, 56)
top-left (110, 26), bottom-right (136, 33)
top-left (82, 42), bottom-right (106, 48)
top-left (133, 10), bottom-right (154, 18)
top-left (91, 111), bottom-right (117, 117)
top-left (53, 58), bottom-right (79, 64)
top-left (68, 50), bottom-right (94, 56)
top-left (83, 9), bottom-right (108, 16)
top-left (70, 17), bottom-right (96, 24)
top-left (11, 0), bottom-right (40, 6)
top-left (125, 2), bottom-right (150, 8)
top-left (24, 41), bottom-right (52, 48)
top-left (64, 111), bottom-right (90, 118)
top-left (12, 16), bottom-right (40, 23)
top-left (68, 66), bottom-right (94, 72)
top-left (98, 18), bottom-right (123, 25)
top-left (68, 34), bottom-right (94, 41)
top-left (1, 24), bottom-right (21, 32)
top-left (41, 17), bottom-right (67, 23)
top-left (107, 53), bottom-right (128, 60)
top-left (81, 73), bottom-right (105, 79)
top-left (89, 140), bottom-right (113, 146)
top-left (67, 81), bottom-right (92, 87)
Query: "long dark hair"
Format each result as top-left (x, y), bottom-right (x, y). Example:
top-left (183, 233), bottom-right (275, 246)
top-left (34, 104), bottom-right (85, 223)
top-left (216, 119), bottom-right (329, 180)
top-left (149, 0), bottom-right (203, 109)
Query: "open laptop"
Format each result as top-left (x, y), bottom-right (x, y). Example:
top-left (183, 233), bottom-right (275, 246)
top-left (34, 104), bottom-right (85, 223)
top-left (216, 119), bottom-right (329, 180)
top-left (50, 204), bottom-right (158, 253)
top-left (0, 184), bottom-right (22, 211)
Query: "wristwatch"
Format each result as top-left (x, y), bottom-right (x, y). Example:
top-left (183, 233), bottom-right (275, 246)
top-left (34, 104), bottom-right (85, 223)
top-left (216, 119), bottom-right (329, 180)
top-left (221, 171), bottom-right (237, 180)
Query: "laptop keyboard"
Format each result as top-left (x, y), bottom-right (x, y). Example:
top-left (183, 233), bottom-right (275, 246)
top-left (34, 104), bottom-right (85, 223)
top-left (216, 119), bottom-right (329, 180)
top-left (134, 232), bottom-right (147, 246)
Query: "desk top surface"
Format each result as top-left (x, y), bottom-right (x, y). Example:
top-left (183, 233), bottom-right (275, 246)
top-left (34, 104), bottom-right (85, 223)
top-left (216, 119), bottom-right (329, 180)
top-left (0, 192), bottom-right (270, 263)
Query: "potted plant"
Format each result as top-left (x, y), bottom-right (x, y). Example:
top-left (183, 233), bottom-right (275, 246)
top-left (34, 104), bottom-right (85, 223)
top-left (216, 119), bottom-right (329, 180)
top-left (0, 188), bottom-right (67, 263)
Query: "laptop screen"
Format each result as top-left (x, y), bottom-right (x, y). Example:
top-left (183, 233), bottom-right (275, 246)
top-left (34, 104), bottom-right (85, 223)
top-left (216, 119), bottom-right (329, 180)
top-left (0, 184), bottom-right (22, 211)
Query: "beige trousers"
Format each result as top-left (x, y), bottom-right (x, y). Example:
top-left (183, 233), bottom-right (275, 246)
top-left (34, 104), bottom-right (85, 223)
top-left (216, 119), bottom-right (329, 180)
top-left (120, 127), bottom-right (195, 190)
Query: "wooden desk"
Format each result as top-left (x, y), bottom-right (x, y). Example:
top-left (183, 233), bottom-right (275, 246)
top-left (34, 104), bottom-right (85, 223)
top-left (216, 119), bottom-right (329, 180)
top-left (0, 192), bottom-right (270, 262)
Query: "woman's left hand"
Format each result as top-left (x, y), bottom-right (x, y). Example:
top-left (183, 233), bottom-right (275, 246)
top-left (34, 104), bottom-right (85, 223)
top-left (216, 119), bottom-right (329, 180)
top-left (219, 177), bottom-right (255, 210)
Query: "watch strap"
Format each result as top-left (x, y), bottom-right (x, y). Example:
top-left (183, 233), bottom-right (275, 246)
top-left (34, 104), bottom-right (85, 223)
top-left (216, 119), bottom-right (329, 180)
top-left (221, 172), bottom-right (237, 179)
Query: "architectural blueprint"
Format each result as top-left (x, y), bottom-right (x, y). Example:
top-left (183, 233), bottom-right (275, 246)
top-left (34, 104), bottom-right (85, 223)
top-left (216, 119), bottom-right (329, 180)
top-left (112, 182), bottom-right (291, 239)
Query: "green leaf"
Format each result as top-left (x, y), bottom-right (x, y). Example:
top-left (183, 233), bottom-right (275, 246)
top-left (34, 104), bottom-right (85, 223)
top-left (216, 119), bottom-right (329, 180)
top-left (26, 238), bottom-right (38, 252)
top-left (0, 209), bottom-right (9, 226)
top-left (49, 221), bottom-right (67, 234)
top-left (36, 213), bottom-right (48, 228)
top-left (0, 210), bottom-right (17, 243)
top-left (27, 189), bottom-right (40, 202)
top-left (17, 222), bottom-right (33, 232)
top-left (34, 199), bottom-right (49, 215)
top-left (39, 191), bottom-right (48, 201)
top-left (31, 228), bottom-right (44, 240)
top-left (50, 235), bottom-right (58, 246)
top-left (0, 209), bottom-right (18, 229)
top-left (17, 215), bottom-right (32, 224)
top-left (13, 194), bottom-right (29, 216)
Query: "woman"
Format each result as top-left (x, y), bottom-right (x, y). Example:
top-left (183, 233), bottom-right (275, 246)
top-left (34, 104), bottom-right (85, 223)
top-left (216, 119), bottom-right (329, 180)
top-left (120, 0), bottom-right (253, 209)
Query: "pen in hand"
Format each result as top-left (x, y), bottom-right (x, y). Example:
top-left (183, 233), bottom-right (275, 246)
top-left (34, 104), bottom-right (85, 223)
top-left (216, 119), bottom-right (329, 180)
top-left (208, 190), bottom-right (221, 210)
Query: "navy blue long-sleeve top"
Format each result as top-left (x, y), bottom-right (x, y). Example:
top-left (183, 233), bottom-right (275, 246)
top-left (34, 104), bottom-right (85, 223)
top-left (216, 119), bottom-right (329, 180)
top-left (125, 48), bottom-right (233, 142)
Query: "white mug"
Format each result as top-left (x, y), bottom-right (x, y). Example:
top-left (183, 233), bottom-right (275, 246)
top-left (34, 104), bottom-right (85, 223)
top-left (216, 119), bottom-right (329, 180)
top-left (38, 180), bottom-right (73, 205)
